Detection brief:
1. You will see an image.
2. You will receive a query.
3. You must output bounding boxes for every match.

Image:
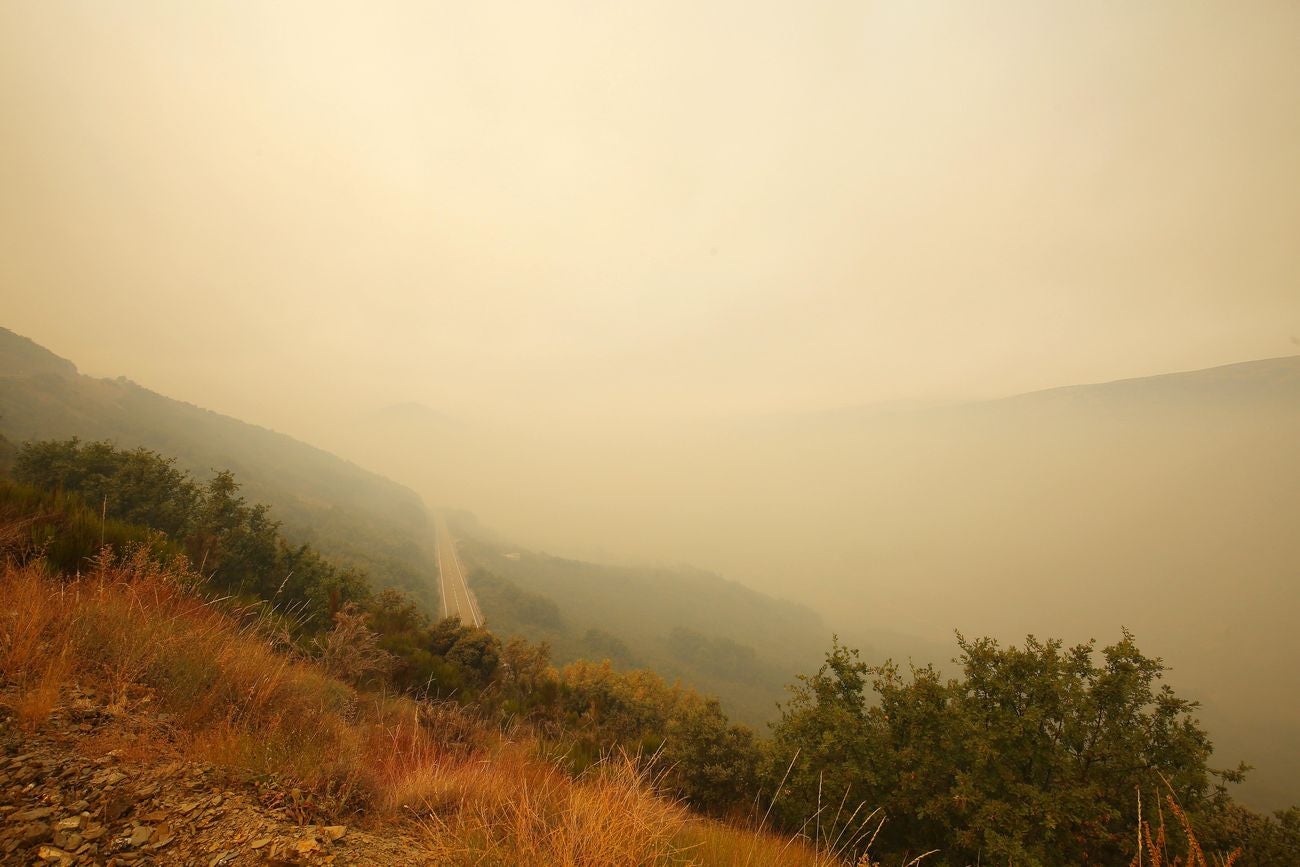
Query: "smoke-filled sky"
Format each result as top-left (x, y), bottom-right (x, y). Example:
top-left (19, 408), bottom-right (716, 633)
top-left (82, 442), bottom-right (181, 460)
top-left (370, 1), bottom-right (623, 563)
top-left (2, 1), bottom-right (1298, 434)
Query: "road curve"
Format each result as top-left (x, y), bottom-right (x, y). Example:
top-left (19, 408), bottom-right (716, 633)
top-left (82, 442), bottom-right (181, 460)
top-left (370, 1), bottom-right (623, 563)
top-left (435, 513), bottom-right (483, 627)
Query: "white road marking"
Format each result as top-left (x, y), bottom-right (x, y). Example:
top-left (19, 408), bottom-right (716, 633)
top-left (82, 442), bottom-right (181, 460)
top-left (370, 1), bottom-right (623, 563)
top-left (435, 513), bottom-right (483, 627)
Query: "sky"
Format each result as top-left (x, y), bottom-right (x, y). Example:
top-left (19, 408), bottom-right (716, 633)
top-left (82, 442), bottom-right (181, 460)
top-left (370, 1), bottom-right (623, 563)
top-left (2, 1), bottom-right (1298, 437)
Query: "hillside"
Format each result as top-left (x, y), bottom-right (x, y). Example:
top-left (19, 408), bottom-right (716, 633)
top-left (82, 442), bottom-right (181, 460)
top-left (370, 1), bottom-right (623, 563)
top-left (0, 327), bottom-right (439, 608)
top-left (451, 516), bottom-right (834, 728)
top-left (0, 554), bottom-right (839, 866)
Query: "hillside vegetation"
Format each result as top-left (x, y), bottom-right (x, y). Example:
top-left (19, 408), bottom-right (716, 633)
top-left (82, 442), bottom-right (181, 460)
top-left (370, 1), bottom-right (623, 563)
top-left (3, 440), bottom-right (1295, 864)
top-left (0, 554), bottom-right (848, 865)
top-left (0, 327), bottom-right (439, 609)
top-left (454, 520), bottom-right (830, 728)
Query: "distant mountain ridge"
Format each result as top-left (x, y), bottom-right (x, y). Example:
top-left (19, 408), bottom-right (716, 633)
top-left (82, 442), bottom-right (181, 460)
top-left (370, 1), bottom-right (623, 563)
top-left (775, 355), bottom-right (1300, 430)
top-left (0, 326), bottom-right (440, 607)
top-left (0, 328), bottom-right (78, 380)
top-left (988, 354), bottom-right (1300, 412)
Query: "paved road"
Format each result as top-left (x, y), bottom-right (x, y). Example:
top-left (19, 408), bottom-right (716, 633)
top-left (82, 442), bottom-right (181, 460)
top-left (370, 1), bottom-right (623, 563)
top-left (435, 513), bottom-right (483, 627)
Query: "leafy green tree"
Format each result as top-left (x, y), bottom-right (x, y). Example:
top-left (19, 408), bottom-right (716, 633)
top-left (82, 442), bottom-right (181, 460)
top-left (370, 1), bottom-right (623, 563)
top-left (13, 439), bottom-right (364, 633)
top-left (444, 627), bottom-right (501, 687)
top-left (15, 439), bottom-right (200, 536)
top-left (765, 639), bottom-right (883, 838)
top-left (191, 469), bottom-right (279, 588)
top-left (555, 659), bottom-right (761, 814)
top-left (272, 541), bottom-right (370, 629)
top-left (367, 588), bottom-right (438, 691)
top-left (768, 632), bottom-right (1245, 865)
top-left (500, 637), bottom-right (551, 695)
top-left (662, 694), bottom-right (759, 814)
top-left (1199, 804), bottom-right (1300, 864)
top-left (581, 627), bottom-right (636, 665)
top-left (498, 637), bottom-right (558, 719)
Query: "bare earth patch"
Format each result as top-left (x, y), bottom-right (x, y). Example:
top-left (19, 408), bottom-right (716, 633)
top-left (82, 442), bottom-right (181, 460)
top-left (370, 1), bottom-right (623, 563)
top-left (0, 687), bottom-right (427, 866)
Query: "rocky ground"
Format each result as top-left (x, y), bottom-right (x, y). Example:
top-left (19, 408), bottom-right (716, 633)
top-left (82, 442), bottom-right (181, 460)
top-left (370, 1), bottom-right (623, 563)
top-left (0, 690), bottom-right (432, 865)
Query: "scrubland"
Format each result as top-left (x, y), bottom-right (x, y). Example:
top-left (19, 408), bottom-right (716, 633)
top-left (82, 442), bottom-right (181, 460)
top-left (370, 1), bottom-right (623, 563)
top-left (0, 551), bottom-right (850, 865)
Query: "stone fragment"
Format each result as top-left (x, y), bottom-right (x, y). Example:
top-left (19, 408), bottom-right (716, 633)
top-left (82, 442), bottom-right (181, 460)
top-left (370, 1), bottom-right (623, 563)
top-left (104, 793), bottom-right (136, 821)
top-left (128, 825), bottom-right (152, 847)
top-left (17, 821), bottom-right (52, 847)
top-left (322, 825), bottom-right (347, 841)
top-left (54, 831), bottom-right (81, 850)
top-left (9, 807), bottom-right (53, 822)
top-left (250, 837), bottom-right (272, 849)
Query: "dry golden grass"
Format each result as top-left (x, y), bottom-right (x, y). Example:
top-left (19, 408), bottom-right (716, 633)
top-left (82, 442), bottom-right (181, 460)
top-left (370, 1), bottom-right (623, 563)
top-left (0, 551), bottom-right (843, 865)
top-left (13, 645), bottom-right (71, 730)
top-left (675, 821), bottom-right (856, 867)
top-left (1130, 787), bottom-right (1242, 867)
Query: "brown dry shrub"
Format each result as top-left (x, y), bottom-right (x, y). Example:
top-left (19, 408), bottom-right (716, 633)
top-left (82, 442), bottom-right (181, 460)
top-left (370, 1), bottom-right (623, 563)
top-left (312, 603), bottom-right (391, 685)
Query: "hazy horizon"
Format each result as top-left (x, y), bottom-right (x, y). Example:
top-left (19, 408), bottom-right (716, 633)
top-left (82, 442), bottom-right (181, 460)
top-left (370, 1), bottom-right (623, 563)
top-left (4, 2), bottom-right (1299, 437)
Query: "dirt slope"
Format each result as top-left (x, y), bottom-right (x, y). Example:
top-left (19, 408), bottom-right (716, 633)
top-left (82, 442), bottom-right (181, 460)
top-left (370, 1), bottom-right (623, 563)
top-left (0, 688), bottom-right (429, 866)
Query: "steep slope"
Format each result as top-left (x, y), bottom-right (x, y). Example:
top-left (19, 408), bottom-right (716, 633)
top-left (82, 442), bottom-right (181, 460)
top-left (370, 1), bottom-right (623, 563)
top-left (0, 556), bottom-right (840, 867)
top-left (0, 327), bottom-right (438, 607)
top-left (450, 517), bottom-right (837, 729)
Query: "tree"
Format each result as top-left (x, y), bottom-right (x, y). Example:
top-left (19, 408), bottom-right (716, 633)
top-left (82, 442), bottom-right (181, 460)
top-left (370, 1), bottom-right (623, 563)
top-left (12, 439), bottom-right (366, 634)
top-left (15, 439), bottom-right (200, 536)
top-left (190, 470), bottom-right (279, 598)
top-left (662, 694), bottom-right (759, 814)
top-left (768, 632), bottom-right (1244, 865)
top-left (765, 639), bottom-right (883, 839)
top-left (498, 637), bottom-right (558, 718)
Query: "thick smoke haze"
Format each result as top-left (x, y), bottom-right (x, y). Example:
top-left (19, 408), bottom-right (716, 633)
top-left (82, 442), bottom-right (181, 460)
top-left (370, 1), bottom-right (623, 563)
top-left (3, 2), bottom-right (1298, 432)
top-left (3, 0), bottom-right (1299, 808)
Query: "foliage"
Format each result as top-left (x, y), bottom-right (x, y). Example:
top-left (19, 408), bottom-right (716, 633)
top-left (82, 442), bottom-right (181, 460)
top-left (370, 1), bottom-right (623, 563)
top-left (1197, 803), bottom-right (1300, 865)
top-left (13, 439), bottom-right (369, 630)
top-left (581, 627), bottom-right (638, 666)
top-left (0, 328), bottom-right (438, 608)
top-left (469, 568), bottom-right (562, 629)
top-left (767, 633), bottom-right (1258, 865)
top-left (16, 438), bottom-right (200, 536)
top-left (497, 636), bottom-right (559, 719)
top-left (669, 625), bottom-right (775, 682)
top-left (0, 431), bottom-right (16, 474)
top-left (454, 533), bottom-right (830, 729)
top-left (554, 659), bottom-right (761, 815)
top-left (0, 479), bottom-right (182, 572)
